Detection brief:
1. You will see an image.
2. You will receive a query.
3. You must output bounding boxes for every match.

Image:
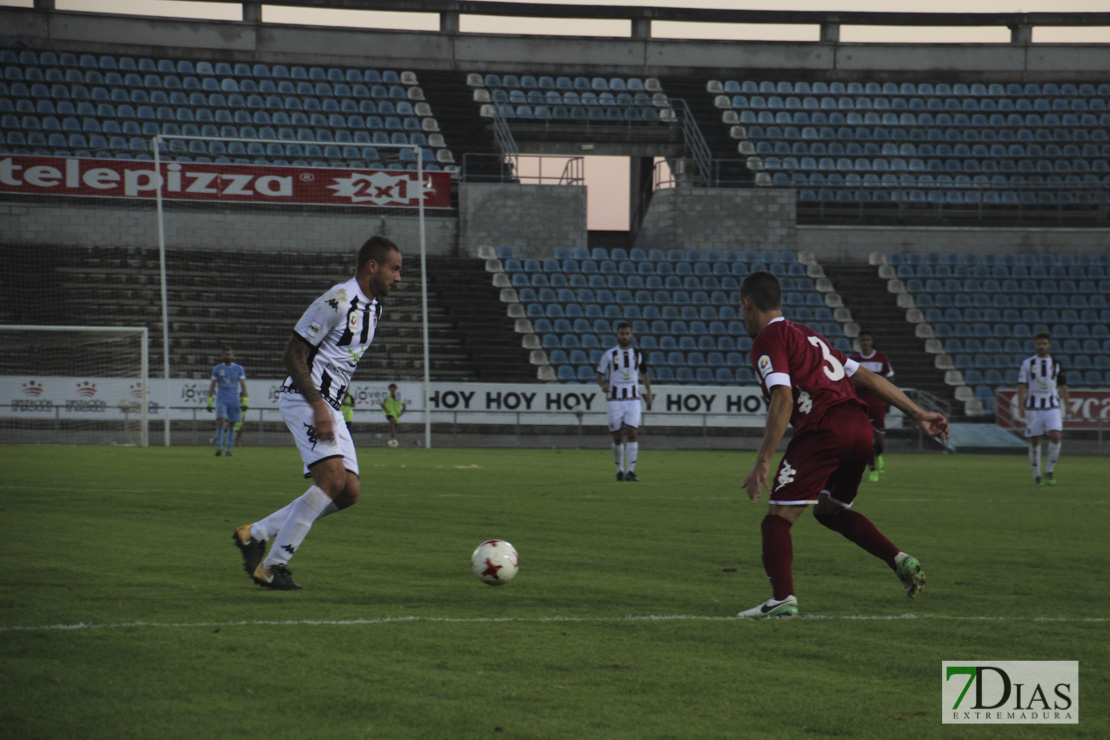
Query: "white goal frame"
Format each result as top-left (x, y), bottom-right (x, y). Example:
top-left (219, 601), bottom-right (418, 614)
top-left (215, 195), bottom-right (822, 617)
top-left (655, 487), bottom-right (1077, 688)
top-left (150, 136), bottom-right (432, 448)
top-left (0, 324), bottom-right (150, 447)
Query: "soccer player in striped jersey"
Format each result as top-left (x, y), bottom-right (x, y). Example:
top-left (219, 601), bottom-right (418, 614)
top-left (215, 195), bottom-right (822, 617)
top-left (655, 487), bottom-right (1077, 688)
top-left (595, 323), bottom-right (654, 482)
top-left (232, 236), bottom-right (402, 590)
top-left (848, 331), bottom-right (895, 482)
top-left (1016, 332), bottom-right (1069, 485)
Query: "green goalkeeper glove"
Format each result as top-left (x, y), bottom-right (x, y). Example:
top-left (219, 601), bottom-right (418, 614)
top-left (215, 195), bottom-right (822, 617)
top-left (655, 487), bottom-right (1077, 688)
top-left (206, 396), bottom-right (214, 412)
top-left (240, 396), bottom-right (250, 412)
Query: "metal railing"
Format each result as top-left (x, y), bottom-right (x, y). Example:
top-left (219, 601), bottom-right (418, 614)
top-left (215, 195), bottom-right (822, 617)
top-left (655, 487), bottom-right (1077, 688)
top-left (461, 153), bottom-right (585, 185)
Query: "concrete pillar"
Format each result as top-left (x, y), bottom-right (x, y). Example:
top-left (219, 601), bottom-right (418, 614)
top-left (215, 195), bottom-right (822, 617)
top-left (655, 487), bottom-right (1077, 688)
top-left (820, 22), bottom-right (840, 43)
top-left (1010, 24), bottom-right (1033, 44)
top-left (33, 0), bottom-right (55, 9)
top-left (440, 12), bottom-right (459, 34)
top-left (243, 2), bottom-right (261, 25)
top-left (631, 16), bottom-right (651, 40)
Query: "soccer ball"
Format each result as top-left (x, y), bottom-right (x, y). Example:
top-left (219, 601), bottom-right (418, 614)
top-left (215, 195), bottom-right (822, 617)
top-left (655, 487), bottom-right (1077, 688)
top-left (387, 439), bottom-right (398, 448)
top-left (471, 539), bottom-right (519, 586)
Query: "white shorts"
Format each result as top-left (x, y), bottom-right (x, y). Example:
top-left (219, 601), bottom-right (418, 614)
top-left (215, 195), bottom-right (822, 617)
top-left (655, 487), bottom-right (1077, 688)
top-left (1024, 407), bottom-right (1063, 438)
top-left (280, 393), bottom-right (359, 478)
top-left (607, 399), bottom-right (642, 432)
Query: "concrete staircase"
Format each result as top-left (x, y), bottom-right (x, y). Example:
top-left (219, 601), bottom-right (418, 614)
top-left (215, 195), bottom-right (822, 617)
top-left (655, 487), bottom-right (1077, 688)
top-left (417, 70), bottom-right (503, 183)
top-left (425, 256), bottom-right (537, 382)
top-left (819, 260), bottom-right (956, 408)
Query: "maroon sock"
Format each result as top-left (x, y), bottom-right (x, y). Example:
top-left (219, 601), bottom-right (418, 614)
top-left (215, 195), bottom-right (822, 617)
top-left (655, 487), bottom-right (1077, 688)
top-left (820, 509), bottom-right (900, 568)
top-left (761, 515), bottom-right (794, 600)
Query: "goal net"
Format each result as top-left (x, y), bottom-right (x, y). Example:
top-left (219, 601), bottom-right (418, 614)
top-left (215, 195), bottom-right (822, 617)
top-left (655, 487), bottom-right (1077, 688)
top-left (0, 325), bottom-right (149, 446)
top-left (149, 136), bottom-right (438, 450)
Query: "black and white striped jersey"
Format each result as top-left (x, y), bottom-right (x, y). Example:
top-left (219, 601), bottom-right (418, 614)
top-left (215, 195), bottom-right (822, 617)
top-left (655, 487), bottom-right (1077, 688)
top-left (597, 346), bottom-right (648, 401)
top-left (284, 277), bottom-right (382, 411)
top-left (1017, 354), bottom-right (1066, 410)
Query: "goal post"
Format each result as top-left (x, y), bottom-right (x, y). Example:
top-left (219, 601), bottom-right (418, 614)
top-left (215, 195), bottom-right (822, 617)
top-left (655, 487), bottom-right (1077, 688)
top-left (0, 325), bottom-right (149, 446)
top-left (150, 136), bottom-right (436, 449)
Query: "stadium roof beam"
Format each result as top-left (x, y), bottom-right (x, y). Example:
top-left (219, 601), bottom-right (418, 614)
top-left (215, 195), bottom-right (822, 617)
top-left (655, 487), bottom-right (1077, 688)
top-left (252, 1), bottom-right (1110, 44)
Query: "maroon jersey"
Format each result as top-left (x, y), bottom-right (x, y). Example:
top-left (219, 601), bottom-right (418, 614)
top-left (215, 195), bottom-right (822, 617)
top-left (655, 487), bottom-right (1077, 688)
top-left (750, 317), bottom-right (865, 435)
top-left (848, 350), bottom-right (894, 405)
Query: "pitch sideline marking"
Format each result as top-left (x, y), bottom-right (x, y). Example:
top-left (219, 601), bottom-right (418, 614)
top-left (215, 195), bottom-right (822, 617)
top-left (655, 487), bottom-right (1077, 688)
top-left (1, 613), bottom-right (1105, 633)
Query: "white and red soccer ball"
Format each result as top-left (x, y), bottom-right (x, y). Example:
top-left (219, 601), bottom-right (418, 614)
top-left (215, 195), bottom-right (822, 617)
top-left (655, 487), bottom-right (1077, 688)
top-left (471, 539), bottom-right (519, 586)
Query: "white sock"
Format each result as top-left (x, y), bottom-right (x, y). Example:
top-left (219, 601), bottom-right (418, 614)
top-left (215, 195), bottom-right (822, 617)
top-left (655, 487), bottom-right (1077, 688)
top-left (252, 497), bottom-right (338, 542)
top-left (626, 442), bottom-right (639, 472)
top-left (613, 442), bottom-right (624, 472)
top-left (264, 486), bottom-right (333, 567)
top-left (1029, 444), bottom-right (1041, 480)
top-left (1046, 441), bottom-right (1061, 473)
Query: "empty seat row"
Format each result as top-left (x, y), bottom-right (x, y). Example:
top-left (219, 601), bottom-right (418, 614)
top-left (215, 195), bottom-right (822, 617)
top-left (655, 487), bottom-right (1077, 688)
top-left (947, 338), bottom-right (1110, 356)
top-left (725, 94), bottom-right (1109, 114)
top-left (507, 257), bottom-right (806, 279)
top-left (966, 369), bottom-right (1109, 389)
top-left (471, 73), bottom-right (660, 93)
top-left (491, 105), bottom-right (664, 123)
top-left (743, 122), bottom-right (1109, 144)
top-left (887, 252), bottom-right (1110, 267)
top-left (931, 322), bottom-right (1110, 341)
top-left (711, 79), bottom-right (1110, 98)
top-left (535, 247), bottom-right (797, 263)
top-left (0, 50), bottom-right (414, 84)
top-left (896, 263), bottom-right (1107, 279)
top-left (0, 68), bottom-right (418, 100)
top-left (0, 89), bottom-right (425, 120)
top-left (792, 188), bottom-right (1109, 206)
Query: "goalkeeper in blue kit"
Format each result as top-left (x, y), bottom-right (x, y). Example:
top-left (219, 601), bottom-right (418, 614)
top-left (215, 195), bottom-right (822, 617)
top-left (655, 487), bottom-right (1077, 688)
top-left (207, 347), bottom-right (248, 456)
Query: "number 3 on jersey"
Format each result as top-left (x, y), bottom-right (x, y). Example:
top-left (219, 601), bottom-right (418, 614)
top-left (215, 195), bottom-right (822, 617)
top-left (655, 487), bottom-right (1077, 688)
top-left (807, 335), bottom-right (845, 381)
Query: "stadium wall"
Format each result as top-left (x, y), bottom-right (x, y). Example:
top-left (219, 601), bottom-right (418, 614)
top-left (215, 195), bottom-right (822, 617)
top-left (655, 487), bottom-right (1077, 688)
top-left (637, 188), bottom-right (796, 254)
top-left (796, 225), bottom-right (1110, 260)
top-left (458, 183), bottom-right (587, 258)
top-left (0, 200), bottom-right (457, 254)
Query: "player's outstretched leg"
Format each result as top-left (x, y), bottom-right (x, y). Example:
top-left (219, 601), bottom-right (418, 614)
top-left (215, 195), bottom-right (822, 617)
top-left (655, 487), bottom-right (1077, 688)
top-left (813, 501), bottom-right (923, 597)
top-left (893, 552), bottom-right (926, 599)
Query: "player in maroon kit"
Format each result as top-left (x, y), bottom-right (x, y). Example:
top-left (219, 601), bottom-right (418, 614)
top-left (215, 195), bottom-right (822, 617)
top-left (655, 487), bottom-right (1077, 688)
top-left (736, 271), bottom-right (949, 618)
top-left (848, 331), bottom-right (894, 482)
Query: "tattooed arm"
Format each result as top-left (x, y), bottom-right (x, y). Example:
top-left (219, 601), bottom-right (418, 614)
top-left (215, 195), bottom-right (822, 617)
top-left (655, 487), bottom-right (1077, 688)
top-left (284, 333), bottom-right (334, 440)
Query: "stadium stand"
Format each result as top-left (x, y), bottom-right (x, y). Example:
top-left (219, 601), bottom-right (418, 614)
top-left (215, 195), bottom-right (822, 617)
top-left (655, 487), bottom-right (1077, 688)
top-left (878, 251), bottom-right (1110, 413)
top-left (469, 73), bottom-right (673, 124)
top-left (495, 245), bottom-right (853, 385)
top-left (2, 245), bottom-right (533, 382)
top-left (708, 78), bottom-right (1110, 208)
top-left (0, 50), bottom-right (455, 170)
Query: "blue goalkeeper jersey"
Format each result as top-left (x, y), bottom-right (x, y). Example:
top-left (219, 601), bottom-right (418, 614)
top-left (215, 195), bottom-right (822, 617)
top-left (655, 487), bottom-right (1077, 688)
top-left (211, 362), bottom-right (246, 401)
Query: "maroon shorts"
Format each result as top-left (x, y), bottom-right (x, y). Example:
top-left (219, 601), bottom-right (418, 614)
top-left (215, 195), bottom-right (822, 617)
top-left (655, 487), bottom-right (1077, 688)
top-left (865, 398), bottom-right (889, 433)
top-left (769, 403), bottom-right (874, 508)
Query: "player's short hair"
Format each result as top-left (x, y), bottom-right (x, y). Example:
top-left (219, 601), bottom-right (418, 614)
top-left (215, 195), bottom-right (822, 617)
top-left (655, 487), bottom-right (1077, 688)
top-left (617, 322), bottom-right (632, 332)
top-left (1035, 331), bottom-right (1052, 341)
top-left (388, 383), bottom-right (398, 390)
top-left (740, 270), bottom-right (782, 311)
top-left (357, 236), bottom-right (400, 270)
top-left (858, 330), bottom-right (873, 339)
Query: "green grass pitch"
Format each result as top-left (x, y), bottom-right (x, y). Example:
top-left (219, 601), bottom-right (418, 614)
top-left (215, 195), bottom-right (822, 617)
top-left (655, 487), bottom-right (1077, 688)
top-left (1, 444), bottom-right (1105, 739)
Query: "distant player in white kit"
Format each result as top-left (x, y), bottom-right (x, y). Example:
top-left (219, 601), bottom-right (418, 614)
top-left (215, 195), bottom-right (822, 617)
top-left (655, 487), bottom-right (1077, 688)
top-left (1016, 331), bottom-right (1068, 485)
top-left (595, 323), bottom-right (653, 482)
top-left (232, 236), bottom-right (402, 589)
